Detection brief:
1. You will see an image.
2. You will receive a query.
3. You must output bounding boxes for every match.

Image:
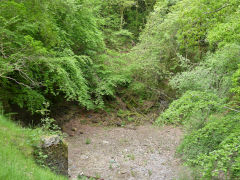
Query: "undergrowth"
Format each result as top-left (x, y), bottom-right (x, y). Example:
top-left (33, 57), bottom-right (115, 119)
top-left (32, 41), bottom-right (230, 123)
top-left (157, 94), bottom-right (240, 179)
top-left (155, 91), bottom-right (224, 127)
top-left (178, 113), bottom-right (240, 179)
top-left (0, 115), bottom-right (67, 180)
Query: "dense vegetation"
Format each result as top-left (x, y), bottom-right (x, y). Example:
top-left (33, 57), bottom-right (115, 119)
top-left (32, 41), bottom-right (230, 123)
top-left (0, 0), bottom-right (155, 178)
top-left (0, 0), bottom-right (240, 179)
top-left (0, 0), bottom-right (156, 114)
top-left (133, 0), bottom-right (240, 179)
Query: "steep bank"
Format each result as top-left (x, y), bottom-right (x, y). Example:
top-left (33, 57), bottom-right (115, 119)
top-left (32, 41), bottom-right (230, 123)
top-left (0, 115), bottom-right (67, 180)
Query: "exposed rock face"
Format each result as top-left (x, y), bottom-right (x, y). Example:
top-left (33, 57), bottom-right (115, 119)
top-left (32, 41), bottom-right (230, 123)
top-left (41, 135), bottom-right (61, 148)
top-left (39, 135), bottom-right (68, 176)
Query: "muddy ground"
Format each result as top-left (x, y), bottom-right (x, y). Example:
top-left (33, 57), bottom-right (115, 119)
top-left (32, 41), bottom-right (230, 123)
top-left (64, 117), bottom-right (191, 180)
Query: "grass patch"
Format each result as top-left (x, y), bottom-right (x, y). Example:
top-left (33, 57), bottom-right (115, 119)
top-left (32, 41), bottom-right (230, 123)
top-left (0, 115), bottom-right (67, 180)
top-left (85, 138), bottom-right (91, 144)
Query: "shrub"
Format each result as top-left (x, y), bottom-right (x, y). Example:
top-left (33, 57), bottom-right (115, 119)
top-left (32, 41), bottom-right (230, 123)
top-left (155, 91), bottom-right (223, 126)
top-left (178, 113), bottom-right (240, 179)
top-left (232, 64), bottom-right (240, 101)
top-left (170, 44), bottom-right (240, 97)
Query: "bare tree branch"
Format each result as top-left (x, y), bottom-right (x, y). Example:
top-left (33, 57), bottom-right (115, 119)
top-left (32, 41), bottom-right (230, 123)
top-left (17, 69), bottom-right (42, 87)
top-left (0, 75), bottom-right (32, 89)
top-left (223, 106), bottom-right (240, 113)
top-left (204, 4), bottom-right (231, 15)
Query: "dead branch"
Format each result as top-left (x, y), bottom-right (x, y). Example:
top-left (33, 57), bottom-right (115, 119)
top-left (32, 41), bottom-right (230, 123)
top-left (0, 75), bottom-right (32, 89)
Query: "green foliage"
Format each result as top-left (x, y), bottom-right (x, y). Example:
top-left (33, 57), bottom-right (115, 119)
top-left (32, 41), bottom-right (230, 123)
top-left (0, 115), bottom-right (67, 180)
top-left (170, 44), bottom-right (240, 97)
top-left (128, 0), bottom-right (240, 179)
top-left (207, 5), bottom-right (240, 49)
top-left (64, 0), bottom-right (105, 55)
top-left (149, 2), bottom-right (240, 178)
top-left (178, 113), bottom-right (240, 179)
top-left (156, 91), bottom-right (223, 127)
top-left (97, 0), bottom-right (156, 49)
top-left (1, 0), bottom-right (240, 178)
top-left (0, 0), bottom-right (138, 113)
top-left (111, 29), bottom-right (134, 49)
top-left (194, 133), bottom-right (240, 179)
top-left (0, 0), bottom-right (157, 115)
top-left (85, 138), bottom-right (91, 145)
top-left (91, 51), bottom-right (132, 107)
top-left (31, 55), bottom-right (93, 108)
top-left (0, 0), bottom-right (100, 112)
top-left (128, 0), bottom-right (181, 100)
top-left (129, 0), bottom-right (240, 99)
top-left (175, 0), bottom-right (240, 56)
top-left (36, 102), bottom-right (61, 134)
top-left (232, 64), bottom-right (240, 100)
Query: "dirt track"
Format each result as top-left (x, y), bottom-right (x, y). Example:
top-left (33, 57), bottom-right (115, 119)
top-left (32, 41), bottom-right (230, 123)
top-left (66, 122), bottom-right (190, 180)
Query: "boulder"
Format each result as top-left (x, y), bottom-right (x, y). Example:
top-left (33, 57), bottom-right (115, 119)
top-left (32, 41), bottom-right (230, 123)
top-left (41, 135), bottom-right (61, 148)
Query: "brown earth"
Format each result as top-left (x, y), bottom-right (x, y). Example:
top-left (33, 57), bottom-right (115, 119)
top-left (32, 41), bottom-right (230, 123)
top-left (64, 118), bottom-right (191, 180)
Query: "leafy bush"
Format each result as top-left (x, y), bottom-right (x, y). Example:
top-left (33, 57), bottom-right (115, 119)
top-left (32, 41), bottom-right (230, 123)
top-left (156, 91), bottom-right (223, 127)
top-left (232, 64), bottom-right (240, 100)
top-left (0, 0), bottom-right (133, 113)
top-left (194, 133), bottom-right (240, 179)
top-left (207, 7), bottom-right (240, 49)
top-left (170, 44), bottom-right (240, 97)
top-left (178, 113), bottom-right (240, 179)
top-left (137, 0), bottom-right (240, 179)
top-left (0, 0), bottom-right (101, 112)
top-left (129, 0), bottom-right (240, 100)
